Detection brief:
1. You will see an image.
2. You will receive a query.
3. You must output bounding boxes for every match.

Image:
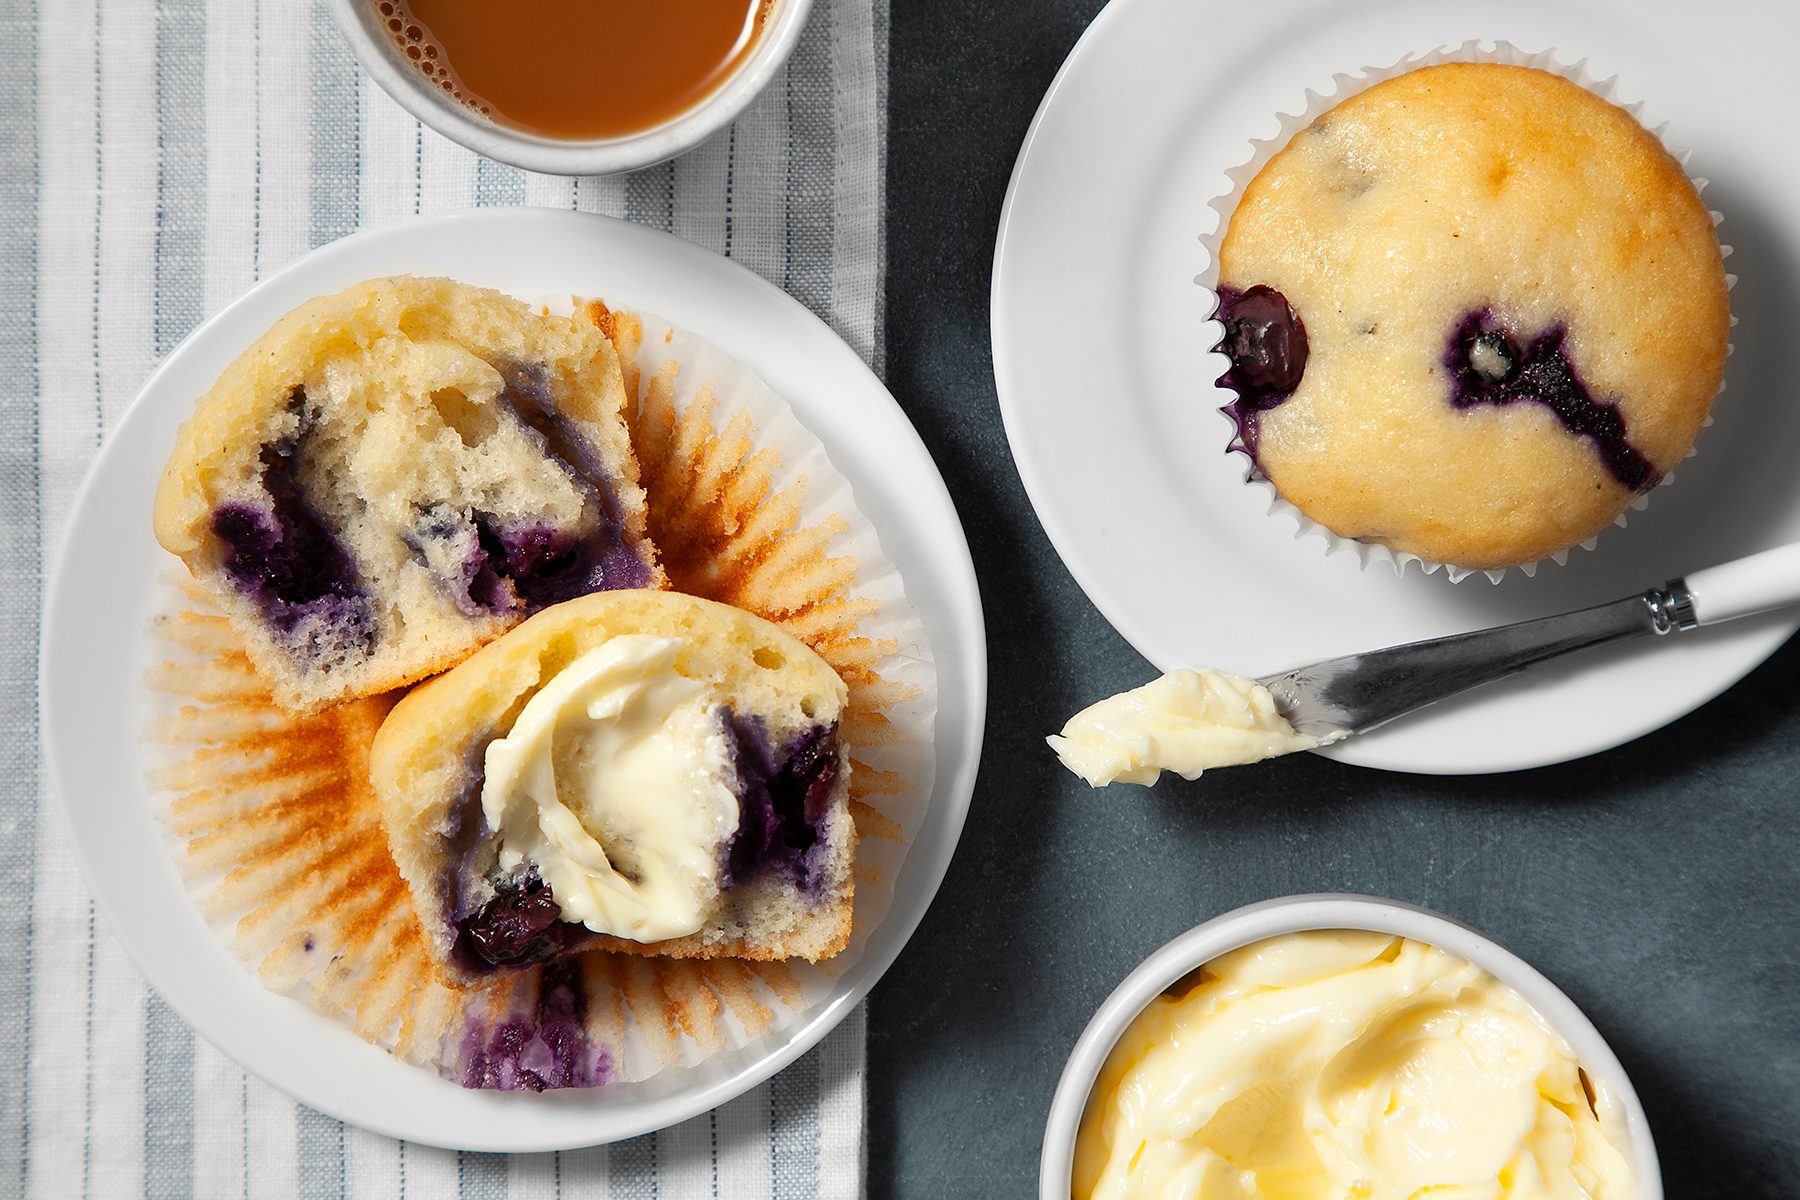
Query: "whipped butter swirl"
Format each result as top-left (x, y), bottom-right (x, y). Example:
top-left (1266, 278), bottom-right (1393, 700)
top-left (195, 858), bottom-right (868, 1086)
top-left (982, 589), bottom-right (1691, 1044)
top-left (480, 635), bottom-right (738, 943)
top-left (1048, 668), bottom-right (1326, 786)
top-left (1074, 931), bottom-right (1638, 1200)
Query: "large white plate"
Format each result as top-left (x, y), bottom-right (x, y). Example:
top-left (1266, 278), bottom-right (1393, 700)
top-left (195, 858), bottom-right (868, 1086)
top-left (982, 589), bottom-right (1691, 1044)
top-left (994, 0), bottom-right (1800, 774)
top-left (40, 208), bottom-right (986, 1151)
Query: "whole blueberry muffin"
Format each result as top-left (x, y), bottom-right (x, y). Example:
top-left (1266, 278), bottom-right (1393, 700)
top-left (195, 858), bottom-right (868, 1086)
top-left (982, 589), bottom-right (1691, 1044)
top-left (369, 589), bottom-right (854, 985)
top-left (153, 276), bottom-right (662, 713)
top-left (1216, 62), bottom-right (1730, 570)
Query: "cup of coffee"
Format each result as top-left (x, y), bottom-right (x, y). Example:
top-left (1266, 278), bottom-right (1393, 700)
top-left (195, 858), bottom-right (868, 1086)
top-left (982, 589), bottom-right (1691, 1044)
top-left (329, 0), bottom-right (813, 176)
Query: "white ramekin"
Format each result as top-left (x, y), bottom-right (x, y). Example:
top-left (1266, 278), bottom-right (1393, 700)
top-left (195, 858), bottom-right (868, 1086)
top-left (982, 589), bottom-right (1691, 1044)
top-left (1041, 894), bottom-right (1662, 1200)
top-left (326, 0), bottom-right (815, 176)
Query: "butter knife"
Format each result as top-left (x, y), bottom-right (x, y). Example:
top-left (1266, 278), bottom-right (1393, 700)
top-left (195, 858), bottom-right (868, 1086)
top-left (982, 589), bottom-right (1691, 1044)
top-left (1259, 542), bottom-right (1800, 740)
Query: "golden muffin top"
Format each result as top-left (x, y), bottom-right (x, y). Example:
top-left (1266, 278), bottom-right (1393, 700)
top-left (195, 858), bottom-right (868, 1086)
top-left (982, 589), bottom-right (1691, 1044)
top-left (1218, 62), bottom-right (1729, 570)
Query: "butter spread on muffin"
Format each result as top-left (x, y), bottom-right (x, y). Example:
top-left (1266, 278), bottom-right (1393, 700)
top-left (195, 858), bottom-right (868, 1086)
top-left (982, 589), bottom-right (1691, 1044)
top-left (370, 590), bottom-right (854, 983)
top-left (153, 276), bottom-right (661, 713)
top-left (479, 635), bottom-right (742, 944)
top-left (1049, 669), bottom-right (1330, 786)
top-left (1216, 62), bottom-right (1730, 570)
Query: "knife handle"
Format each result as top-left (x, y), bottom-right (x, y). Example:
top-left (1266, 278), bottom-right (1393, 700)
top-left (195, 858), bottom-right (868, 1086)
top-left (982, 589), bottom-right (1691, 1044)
top-left (1681, 541), bottom-right (1800, 626)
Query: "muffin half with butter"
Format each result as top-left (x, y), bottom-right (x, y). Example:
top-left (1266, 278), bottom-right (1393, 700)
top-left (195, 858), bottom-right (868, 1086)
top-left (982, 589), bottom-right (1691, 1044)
top-left (370, 589), bottom-right (853, 984)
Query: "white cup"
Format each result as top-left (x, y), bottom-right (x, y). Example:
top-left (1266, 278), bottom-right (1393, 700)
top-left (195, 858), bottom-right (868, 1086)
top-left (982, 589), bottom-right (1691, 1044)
top-left (326, 0), bottom-right (815, 176)
top-left (1041, 894), bottom-right (1663, 1200)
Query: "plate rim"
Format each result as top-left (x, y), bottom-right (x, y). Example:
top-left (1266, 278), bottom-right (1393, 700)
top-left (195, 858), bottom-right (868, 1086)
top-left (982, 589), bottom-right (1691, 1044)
top-left (989, 0), bottom-right (1796, 776)
top-left (39, 206), bottom-right (988, 1151)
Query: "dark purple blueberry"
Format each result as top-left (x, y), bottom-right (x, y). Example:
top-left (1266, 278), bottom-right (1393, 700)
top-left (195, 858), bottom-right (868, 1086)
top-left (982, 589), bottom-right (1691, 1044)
top-left (455, 865), bottom-right (571, 968)
top-left (1217, 285), bottom-right (1309, 405)
top-left (213, 460), bottom-right (359, 615)
top-left (721, 713), bottom-right (840, 896)
top-left (588, 527), bottom-right (652, 594)
top-left (463, 521), bottom-right (513, 611)
top-left (1216, 285), bottom-right (1310, 469)
top-left (406, 504), bottom-right (645, 617)
top-left (459, 516), bottom-right (647, 614)
top-left (786, 725), bottom-right (844, 825)
top-left (1445, 311), bottom-right (1658, 492)
top-left (211, 506), bottom-right (283, 584)
top-left (481, 521), bottom-right (586, 608)
top-left (209, 394), bottom-right (375, 653)
top-left (441, 361), bottom-right (654, 611)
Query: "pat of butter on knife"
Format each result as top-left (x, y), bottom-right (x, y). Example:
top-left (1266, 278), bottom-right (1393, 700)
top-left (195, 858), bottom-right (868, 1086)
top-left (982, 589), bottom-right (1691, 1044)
top-left (1047, 668), bottom-right (1336, 787)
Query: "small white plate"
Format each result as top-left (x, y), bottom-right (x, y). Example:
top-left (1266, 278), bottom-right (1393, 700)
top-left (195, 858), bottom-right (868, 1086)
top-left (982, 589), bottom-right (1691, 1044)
top-left (994, 0), bottom-right (1800, 774)
top-left (40, 208), bottom-right (986, 1151)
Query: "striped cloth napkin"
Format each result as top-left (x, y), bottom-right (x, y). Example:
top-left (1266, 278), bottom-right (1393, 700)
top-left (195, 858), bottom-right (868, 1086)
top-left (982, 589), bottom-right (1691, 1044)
top-left (1, 0), bottom-right (886, 1194)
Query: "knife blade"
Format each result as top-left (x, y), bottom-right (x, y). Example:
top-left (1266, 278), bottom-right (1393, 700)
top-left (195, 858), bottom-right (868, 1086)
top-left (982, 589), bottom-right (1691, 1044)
top-left (1257, 541), bottom-right (1800, 741)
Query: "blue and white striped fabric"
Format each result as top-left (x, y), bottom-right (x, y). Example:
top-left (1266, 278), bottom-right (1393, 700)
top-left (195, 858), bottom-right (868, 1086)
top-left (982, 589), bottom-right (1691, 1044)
top-left (2, 0), bottom-right (885, 1193)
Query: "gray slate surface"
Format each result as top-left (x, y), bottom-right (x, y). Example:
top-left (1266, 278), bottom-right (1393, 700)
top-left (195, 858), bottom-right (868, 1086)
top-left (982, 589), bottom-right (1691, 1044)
top-left (871, 2), bottom-right (1800, 1194)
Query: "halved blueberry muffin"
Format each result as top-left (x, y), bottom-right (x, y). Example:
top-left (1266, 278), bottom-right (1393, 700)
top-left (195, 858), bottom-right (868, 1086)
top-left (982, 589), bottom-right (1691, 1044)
top-left (1216, 62), bottom-right (1730, 570)
top-left (153, 276), bottom-right (661, 712)
top-left (368, 590), bottom-right (854, 985)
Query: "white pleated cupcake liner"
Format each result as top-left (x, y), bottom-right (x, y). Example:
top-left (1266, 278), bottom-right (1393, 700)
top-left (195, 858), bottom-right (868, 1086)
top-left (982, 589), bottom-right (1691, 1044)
top-left (1198, 40), bottom-right (1736, 584)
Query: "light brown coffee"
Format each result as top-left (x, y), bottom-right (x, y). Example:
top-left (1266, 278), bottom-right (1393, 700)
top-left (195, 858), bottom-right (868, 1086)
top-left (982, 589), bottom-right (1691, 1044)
top-left (376, 0), bottom-right (771, 140)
